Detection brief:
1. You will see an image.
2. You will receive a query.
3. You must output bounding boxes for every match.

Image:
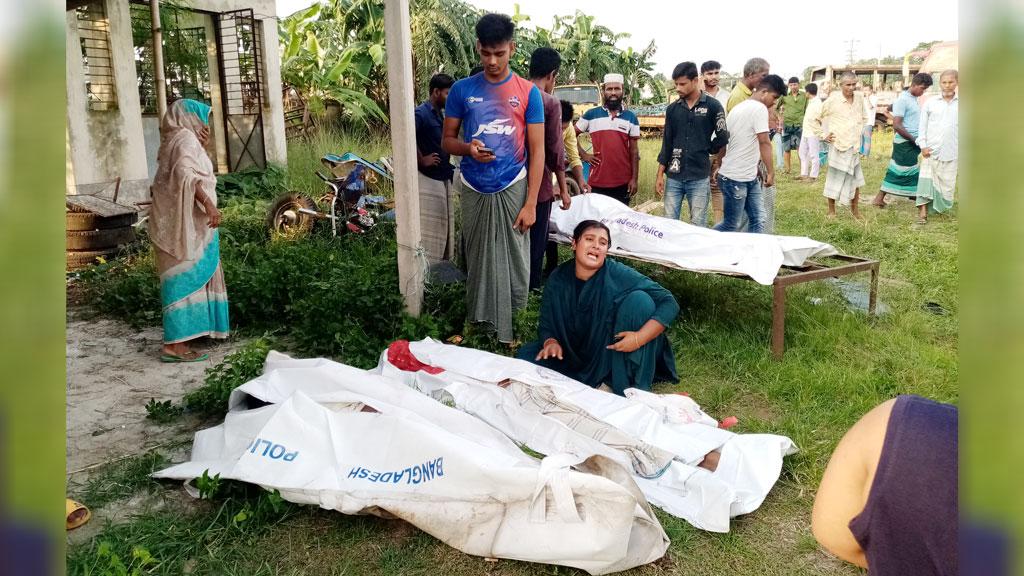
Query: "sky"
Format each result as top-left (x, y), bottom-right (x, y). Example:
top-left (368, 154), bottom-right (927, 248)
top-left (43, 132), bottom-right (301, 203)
top-left (276, 0), bottom-right (958, 79)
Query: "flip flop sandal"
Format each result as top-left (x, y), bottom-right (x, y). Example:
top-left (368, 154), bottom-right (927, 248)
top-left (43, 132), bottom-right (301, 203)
top-left (160, 352), bottom-right (209, 363)
top-left (66, 499), bottom-right (91, 530)
top-left (916, 218), bottom-right (928, 225)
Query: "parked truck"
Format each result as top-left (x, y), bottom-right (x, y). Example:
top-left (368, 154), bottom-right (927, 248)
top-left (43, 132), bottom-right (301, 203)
top-left (553, 83), bottom-right (602, 119)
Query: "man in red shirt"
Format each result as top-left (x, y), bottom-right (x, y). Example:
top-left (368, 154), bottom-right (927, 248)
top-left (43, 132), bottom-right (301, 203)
top-left (575, 73), bottom-right (641, 206)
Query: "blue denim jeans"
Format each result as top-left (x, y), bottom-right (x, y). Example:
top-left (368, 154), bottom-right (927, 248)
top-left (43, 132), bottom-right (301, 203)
top-left (713, 175), bottom-right (766, 233)
top-left (663, 177), bottom-right (710, 226)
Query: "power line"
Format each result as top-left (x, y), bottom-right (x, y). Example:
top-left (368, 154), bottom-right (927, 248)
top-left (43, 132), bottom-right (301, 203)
top-left (844, 38), bottom-right (860, 64)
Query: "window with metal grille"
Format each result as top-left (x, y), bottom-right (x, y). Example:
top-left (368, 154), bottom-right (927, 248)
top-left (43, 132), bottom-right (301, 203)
top-left (130, 2), bottom-right (212, 115)
top-left (77, 1), bottom-right (117, 111)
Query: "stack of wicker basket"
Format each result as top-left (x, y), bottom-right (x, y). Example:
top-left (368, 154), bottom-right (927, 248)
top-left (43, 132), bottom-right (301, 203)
top-left (66, 180), bottom-right (139, 271)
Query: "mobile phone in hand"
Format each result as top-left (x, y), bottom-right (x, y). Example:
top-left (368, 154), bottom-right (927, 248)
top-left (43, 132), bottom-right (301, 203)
top-left (477, 146), bottom-right (495, 156)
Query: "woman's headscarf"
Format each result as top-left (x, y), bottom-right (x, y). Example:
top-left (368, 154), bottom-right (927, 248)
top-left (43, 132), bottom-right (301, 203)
top-left (149, 99), bottom-right (217, 261)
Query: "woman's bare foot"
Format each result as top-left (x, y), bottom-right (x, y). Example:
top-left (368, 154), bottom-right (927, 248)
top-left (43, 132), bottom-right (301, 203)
top-left (162, 342), bottom-right (203, 360)
top-left (698, 450), bottom-right (721, 472)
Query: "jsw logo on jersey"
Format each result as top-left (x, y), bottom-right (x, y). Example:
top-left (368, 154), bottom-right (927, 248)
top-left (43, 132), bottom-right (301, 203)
top-left (472, 119), bottom-right (516, 137)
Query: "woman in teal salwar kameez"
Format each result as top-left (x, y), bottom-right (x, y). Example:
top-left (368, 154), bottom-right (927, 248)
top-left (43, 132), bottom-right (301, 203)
top-left (149, 99), bottom-right (229, 362)
top-left (516, 220), bottom-right (679, 395)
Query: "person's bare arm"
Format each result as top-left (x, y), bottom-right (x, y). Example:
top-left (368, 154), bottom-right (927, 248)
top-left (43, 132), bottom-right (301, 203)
top-left (757, 132), bottom-right (774, 187)
top-left (812, 398), bottom-right (897, 569)
top-left (892, 116), bottom-right (915, 144)
top-left (655, 163), bottom-right (667, 198)
top-left (577, 131), bottom-right (597, 165)
top-left (628, 138), bottom-right (640, 197)
top-left (513, 122), bottom-right (545, 232)
top-left (606, 319), bottom-right (666, 353)
top-left (554, 169), bottom-right (571, 209)
top-left (570, 164), bottom-right (586, 193)
top-left (194, 183), bottom-right (221, 228)
top-left (711, 148), bottom-right (726, 182)
top-left (442, 117), bottom-right (493, 162)
top-left (417, 147), bottom-right (440, 168)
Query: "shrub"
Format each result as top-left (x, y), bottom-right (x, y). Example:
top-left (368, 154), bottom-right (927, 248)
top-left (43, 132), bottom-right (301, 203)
top-left (77, 248), bottom-right (160, 329)
top-left (184, 337), bottom-right (274, 419)
top-left (215, 164), bottom-right (288, 201)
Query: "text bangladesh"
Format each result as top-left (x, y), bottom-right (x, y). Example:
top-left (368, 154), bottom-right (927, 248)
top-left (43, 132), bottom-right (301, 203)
top-left (609, 217), bottom-right (666, 239)
top-left (346, 457), bottom-right (445, 484)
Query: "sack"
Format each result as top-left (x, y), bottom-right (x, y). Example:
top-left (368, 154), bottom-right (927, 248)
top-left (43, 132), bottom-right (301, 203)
top-left (377, 338), bottom-right (798, 531)
top-left (156, 353), bottom-right (668, 575)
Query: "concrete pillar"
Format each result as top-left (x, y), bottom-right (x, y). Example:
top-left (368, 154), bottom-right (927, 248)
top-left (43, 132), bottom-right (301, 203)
top-left (259, 16), bottom-right (287, 167)
top-left (104, 0), bottom-right (150, 196)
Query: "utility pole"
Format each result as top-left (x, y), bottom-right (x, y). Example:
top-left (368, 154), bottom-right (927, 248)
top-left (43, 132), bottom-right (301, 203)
top-left (151, 0), bottom-right (168, 122)
top-left (383, 0), bottom-right (424, 315)
top-left (845, 38), bottom-right (860, 64)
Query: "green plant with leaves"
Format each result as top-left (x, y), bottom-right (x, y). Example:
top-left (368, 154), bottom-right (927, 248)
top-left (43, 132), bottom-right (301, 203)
top-left (279, 2), bottom-right (387, 127)
top-left (184, 337), bottom-right (274, 419)
top-left (195, 469), bottom-right (223, 500)
top-left (617, 40), bottom-right (664, 105)
top-left (92, 542), bottom-right (157, 576)
top-left (409, 0), bottom-right (481, 97)
top-left (144, 398), bottom-right (183, 424)
top-left (552, 10), bottom-right (627, 84)
top-left (215, 164), bottom-right (288, 201)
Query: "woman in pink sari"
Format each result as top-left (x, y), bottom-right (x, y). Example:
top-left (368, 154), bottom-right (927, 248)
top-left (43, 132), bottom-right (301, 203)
top-left (149, 99), bottom-right (228, 362)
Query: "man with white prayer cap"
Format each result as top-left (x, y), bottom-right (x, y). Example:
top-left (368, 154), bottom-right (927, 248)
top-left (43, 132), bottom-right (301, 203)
top-left (574, 72), bottom-right (641, 206)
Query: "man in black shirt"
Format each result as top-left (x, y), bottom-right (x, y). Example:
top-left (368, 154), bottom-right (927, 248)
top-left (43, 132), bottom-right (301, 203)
top-left (656, 62), bottom-right (729, 226)
top-left (415, 73), bottom-right (456, 263)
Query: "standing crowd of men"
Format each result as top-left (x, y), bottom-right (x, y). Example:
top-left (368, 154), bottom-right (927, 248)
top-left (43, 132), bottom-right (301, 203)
top-left (411, 11), bottom-right (959, 344)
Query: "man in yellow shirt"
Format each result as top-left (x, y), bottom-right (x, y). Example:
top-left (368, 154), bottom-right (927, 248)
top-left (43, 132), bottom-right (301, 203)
top-left (560, 99), bottom-right (588, 195)
top-left (814, 71), bottom-right (869, 219)
top-left (543, 100), bottom-right (591, 278)
top-left (726, 57), bottom-right (770, 113)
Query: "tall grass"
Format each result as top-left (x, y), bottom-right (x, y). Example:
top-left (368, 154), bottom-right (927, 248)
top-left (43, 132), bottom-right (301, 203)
top-left (285, 128), bottom-right (395, 199)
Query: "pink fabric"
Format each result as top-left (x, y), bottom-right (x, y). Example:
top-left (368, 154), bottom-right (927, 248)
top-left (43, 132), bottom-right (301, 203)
top-left (149, 101), bottom-right (217, 261)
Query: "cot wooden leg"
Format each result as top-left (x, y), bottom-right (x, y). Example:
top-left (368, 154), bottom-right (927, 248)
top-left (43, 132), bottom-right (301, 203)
top-left (868, 265), bottom-right (879, 316)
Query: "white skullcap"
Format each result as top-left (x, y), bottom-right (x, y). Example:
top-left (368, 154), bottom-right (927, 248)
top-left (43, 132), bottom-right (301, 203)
top-left (603, 73), bottom-right (624, 85)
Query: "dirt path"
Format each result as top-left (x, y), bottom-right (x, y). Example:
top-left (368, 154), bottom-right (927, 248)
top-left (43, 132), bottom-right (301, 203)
top-left (65, 307), bottom-right (242, 476)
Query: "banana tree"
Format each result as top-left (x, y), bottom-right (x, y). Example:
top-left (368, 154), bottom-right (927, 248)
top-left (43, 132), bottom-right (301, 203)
top-left (280, 3), bottom-right (387, 127)
top-left (410, 0), bottom-right (480, 99)
top-left (552, 11), bottom-right (625, 84)
top-left (617, 40), bottom-right (664, 105)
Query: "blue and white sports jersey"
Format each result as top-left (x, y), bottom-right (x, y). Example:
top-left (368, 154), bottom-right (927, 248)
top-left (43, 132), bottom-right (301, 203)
top-left (445, 72), bottom-right (544, 193)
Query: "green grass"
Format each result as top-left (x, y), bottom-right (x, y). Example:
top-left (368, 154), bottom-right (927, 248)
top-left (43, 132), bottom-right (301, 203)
top-left (286, 128), bottom-right (395, 199)
top-left (69, 130), bottom-right (956, 575)
top-left (73, 451), bottom-right (173, 509)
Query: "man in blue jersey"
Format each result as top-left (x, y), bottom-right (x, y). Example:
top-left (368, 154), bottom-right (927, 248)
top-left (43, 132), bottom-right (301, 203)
top-left (442, 13), bottom-right (546, 343)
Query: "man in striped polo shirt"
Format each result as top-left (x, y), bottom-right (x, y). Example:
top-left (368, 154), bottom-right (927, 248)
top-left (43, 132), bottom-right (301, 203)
top-left (575, 73), bottom-right (641, 206)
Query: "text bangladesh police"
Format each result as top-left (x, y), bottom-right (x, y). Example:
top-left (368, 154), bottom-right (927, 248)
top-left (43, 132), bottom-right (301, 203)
top-left (346, 457), bottom-right (445, 485)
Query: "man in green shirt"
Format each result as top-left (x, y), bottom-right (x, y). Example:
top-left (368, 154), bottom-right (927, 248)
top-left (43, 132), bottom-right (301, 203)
top-left (726, 57), bottom-right (770, 113)
top-left (777, 77), bottom-right (809, 174)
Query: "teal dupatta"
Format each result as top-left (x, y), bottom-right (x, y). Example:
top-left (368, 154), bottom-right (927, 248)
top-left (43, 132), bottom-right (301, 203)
top-left (517, 258), bottom-right (679, 394)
